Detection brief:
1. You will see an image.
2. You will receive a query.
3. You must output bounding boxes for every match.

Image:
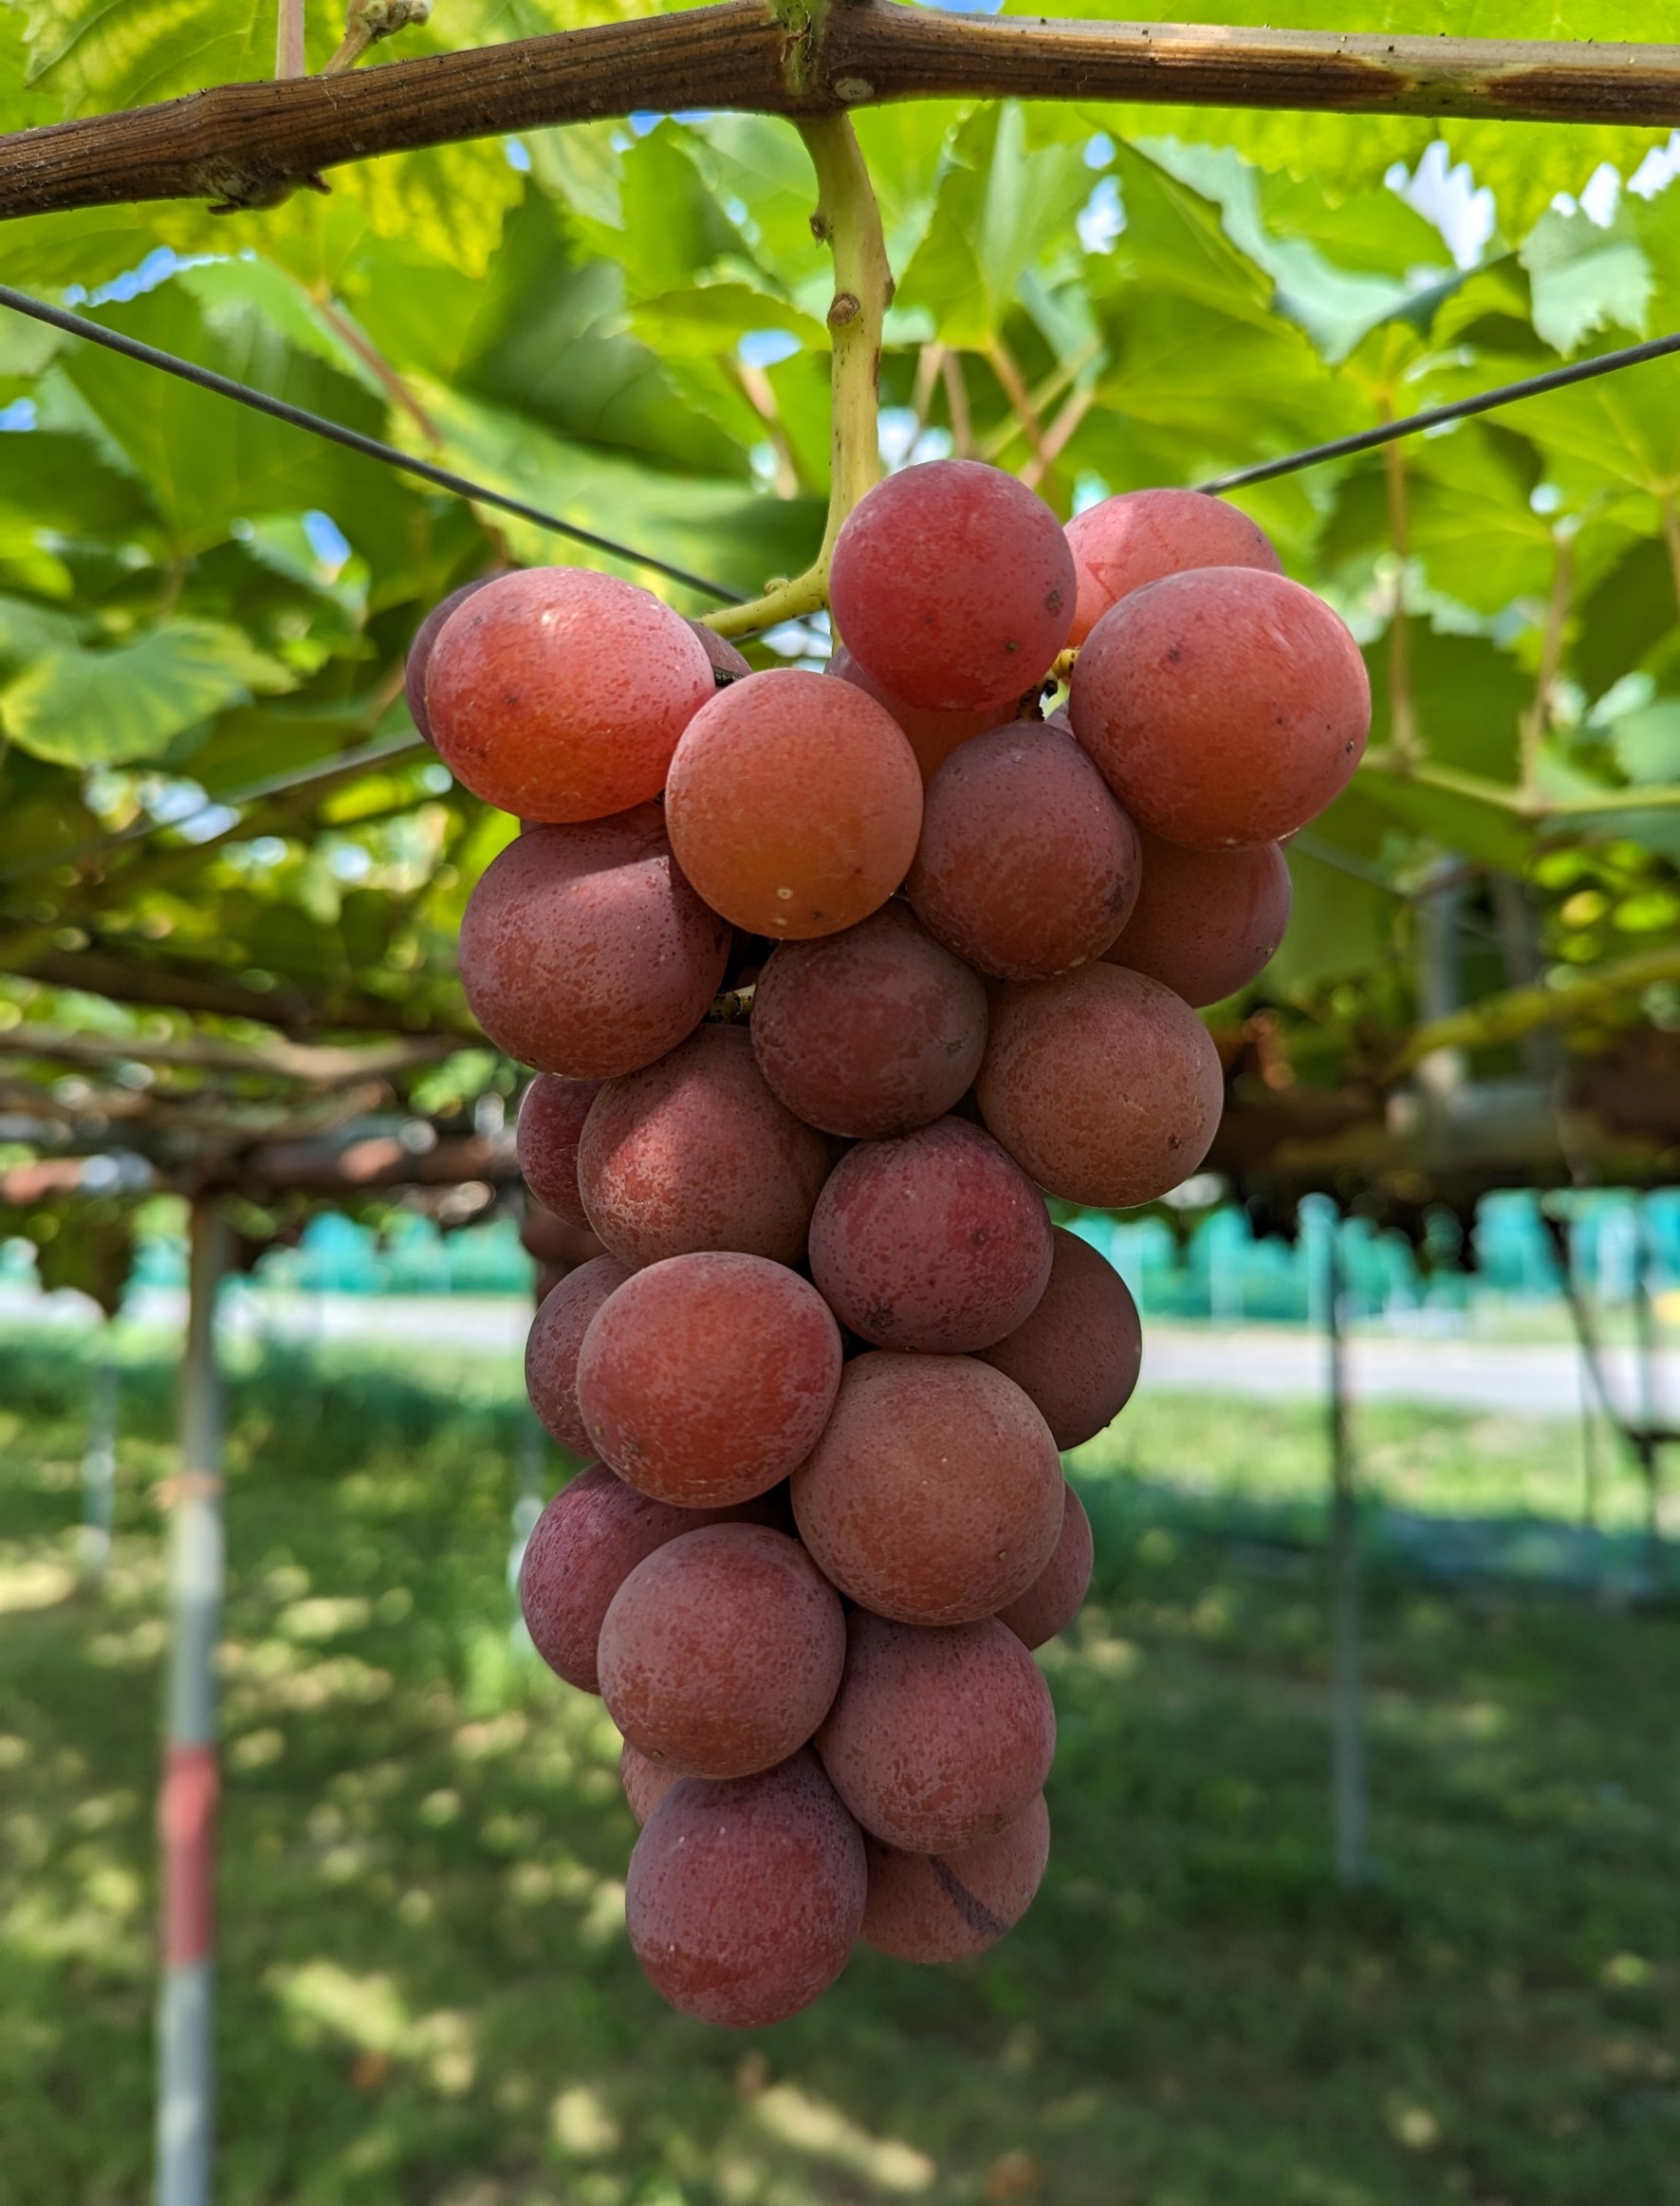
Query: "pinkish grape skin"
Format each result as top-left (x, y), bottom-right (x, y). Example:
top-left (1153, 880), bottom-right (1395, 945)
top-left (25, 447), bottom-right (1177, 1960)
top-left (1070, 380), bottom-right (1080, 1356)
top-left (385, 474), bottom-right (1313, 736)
top-left (907, 720), bottom-right (1142, 980)
top-left (978, 1225), bottom-right (1142, 1449)
top-left (816, 1610), bottom-right (1057, 1853)
top-left (516, 1074), bottom-right (602, 1228)
top-left (749, 901), bottom-right (988, 1140)
top-left (807, 1116), bottom-right (1053, 1354)
top-left (621, 1739), bottom-right (680, 1826)
top-left (526, 1254), bottom-right (634, 1455)
top-left (599, 1523), bottom-right (847, 1778)
top-left (830, 460), bottom-right (1077, 712)
top-left (1064, 488), bottom-right (1281, 647)
top-left (626, 1752), bottom-right (866, 2029)
top-left (578, 1025), bottom-right (831, 1269)
top-left (997, 1485), bottom-right (1095, 1650)
top-left (1105, 831), bottom-right (1292, 1007)
top-left (977, 964), bottom-right (1226, 1210)
top-left (665, 667), bottom-right (924, 941)
top-left (827, 643), bottom-right (1015, 782)
top-left (862, 1792), bottom-right (1051, 1962)
top-left (427, 566), bottom-right (714, 822)
top-left (405, 574), bottom-right (502, 746)
top-left (687, 620), bottom-right (754, 682)
top-left (458, 811), bottom-right (729, 1080)
top-left (1068, 565), bottom-right (1370, 849)
top-left (791, 1351), bottom-right (1064, 1626)
top-left (576, 1251), bottom-right (844, 1508)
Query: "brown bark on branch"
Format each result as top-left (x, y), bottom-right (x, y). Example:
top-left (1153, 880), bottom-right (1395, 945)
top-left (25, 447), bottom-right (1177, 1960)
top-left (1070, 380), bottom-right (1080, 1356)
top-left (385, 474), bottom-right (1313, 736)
top-left (241, 1128), bottom-right (513, 1191)
top-left (4, 2), bottom-right (1680, 223)
top-left (0, 1021), bottom-right (458, 1087)
top-left (0, 1127), bottom-right (518, 1199)
top-left (1389, 940), bottom-right (1680, 1076)
top-left (5, 940), bottom-right (481, 1041)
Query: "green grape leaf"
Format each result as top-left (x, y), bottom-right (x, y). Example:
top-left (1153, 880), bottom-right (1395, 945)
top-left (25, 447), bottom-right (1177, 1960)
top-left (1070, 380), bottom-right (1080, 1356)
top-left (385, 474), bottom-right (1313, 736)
top-left (1070, 293), bottom-right (1347, 492)
top-left (0, 592), bottom-right (85, 672)
top-left (527, 118), bottom-right (625, 230)
top-left (1142, 139), bottom-right (1452, 361)
top-left (59, 281), bottom-right (424, 565)
top-left (1356, 760), bottom-right (1532, 873)
top-left (1394, 424), bottom-right (1554, 616)
top-left (1005, 0), bottom-right (1680, 234)
top-left (1609, 696), bottom-right (1680, 784)
top-left (1270, 795), bottom-right (1397, 993)
top-left (0, 0), bottom-right (57, 128)
top-left (176, 259), bottom-right (378, 391)
top-left (0, 424), bottom-right (162, 547)
top-left (568, 123), bottom-right (750, 301)
top-left (1573, 535), bottom-right (1678, 703)
top-left (628, 285), bottom-right (828, 362)
top-left (344, 142), bottom-right (525, 284)
top-left (1366, 622), bottom-right (1530, 784)
top-left (0, 303), bottom-right (61, 396)
top-left (1, 619), bottom-right (295, 767)
top-left (0, 206), bottom-right (178, 295)
top-left (396, 196), bottom-right (754, 475)
top-left (399, 380), bottom-right (822, 611)
top-left (897, 103), bottom-right (1092, 350)
top-left (19, 0), bottom-right (271, 117)
top-left (1520, 203), bottom-right (1652, 356)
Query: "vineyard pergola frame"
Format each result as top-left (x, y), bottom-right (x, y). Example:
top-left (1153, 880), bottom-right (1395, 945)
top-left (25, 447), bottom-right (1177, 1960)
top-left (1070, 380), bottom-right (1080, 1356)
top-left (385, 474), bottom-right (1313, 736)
top-left (8, 3), bottom-right (1680, 632)
top-left (6, 2), bottom-right (1680, 225)
top-left (9, 9), bottom-right (1680, 2203)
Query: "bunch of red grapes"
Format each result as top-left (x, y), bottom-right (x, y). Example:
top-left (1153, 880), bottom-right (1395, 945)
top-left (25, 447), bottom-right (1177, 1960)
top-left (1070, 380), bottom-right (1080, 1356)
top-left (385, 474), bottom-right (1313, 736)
top-left (409, 460), bottom-right (1371, 2029)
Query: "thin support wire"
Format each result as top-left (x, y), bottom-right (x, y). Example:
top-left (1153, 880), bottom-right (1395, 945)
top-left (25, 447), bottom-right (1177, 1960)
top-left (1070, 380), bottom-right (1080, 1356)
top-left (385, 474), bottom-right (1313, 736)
top-left (8, 285), bottom-right (1680, 595)
top-left (0, 284), bottom-right (746, 607)
top-left (3, 283), bottom-right (1680, 885)
top-left (1198, 328), bottom-right (1680, 494)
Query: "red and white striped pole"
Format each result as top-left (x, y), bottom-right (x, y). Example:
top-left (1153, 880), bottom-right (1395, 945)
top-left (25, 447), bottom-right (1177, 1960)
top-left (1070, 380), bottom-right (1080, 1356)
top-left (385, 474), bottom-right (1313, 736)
top-left (156, 1196), bottom-right (230, 2206)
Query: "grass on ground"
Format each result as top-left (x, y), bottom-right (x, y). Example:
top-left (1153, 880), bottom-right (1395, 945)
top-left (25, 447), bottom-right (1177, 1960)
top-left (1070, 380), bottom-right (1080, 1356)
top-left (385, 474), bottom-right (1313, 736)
top-left (1083, 1387), bottom-right (1612, 1528)
top-left (1, 1328), bottom-right (1678, 2206)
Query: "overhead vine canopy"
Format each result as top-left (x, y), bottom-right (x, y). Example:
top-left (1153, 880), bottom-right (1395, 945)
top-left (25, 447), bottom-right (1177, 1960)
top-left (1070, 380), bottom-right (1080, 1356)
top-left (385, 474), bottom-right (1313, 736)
top-left (4, 0), bottom-right (1680, 1253)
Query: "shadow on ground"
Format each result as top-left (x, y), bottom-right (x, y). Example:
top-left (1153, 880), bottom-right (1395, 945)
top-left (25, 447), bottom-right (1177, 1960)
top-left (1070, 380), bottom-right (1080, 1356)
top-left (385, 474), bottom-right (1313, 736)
top-left (1, 1330), bottom-right (1678, 2206)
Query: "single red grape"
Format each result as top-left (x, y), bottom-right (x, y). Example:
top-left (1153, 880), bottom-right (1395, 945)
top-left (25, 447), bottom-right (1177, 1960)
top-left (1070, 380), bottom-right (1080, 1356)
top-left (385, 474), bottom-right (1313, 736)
top-left (829, 460), bottom-right (1076, 711)
top-left (427, 567), bottom-right (714, 821)
top-left (1064, 488), bottom-right (1280, 647)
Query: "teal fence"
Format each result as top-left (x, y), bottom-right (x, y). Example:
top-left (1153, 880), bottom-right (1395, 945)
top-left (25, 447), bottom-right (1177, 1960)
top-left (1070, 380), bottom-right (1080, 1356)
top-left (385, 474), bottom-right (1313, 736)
top-left (6, 1187), bottom-right (1678, 1325)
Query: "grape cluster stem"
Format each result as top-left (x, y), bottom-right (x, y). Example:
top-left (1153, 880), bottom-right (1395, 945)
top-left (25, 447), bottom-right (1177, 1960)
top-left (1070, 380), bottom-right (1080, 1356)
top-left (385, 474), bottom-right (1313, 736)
top-left (705, 113), bottom-right (892, 642)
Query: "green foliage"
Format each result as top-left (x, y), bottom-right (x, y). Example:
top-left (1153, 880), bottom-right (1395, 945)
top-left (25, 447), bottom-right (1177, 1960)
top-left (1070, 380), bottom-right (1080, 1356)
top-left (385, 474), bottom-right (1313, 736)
top-left (898, 103), bottom-right (1091, 349)
top-left (1, 0), bottom-right (1679, 1088)
top-left (2, 617), bottom-right (294, 766)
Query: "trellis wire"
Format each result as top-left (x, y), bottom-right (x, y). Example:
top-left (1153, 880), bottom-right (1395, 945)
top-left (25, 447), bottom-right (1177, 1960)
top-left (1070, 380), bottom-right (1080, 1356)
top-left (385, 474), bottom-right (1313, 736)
top-left (0, 284), bottom-right (747, 605)
top-left (1197, 327), bottom-right (1680, 492)
top-left (7, 282), bottom-right (1680, 880)
top-left (8, 283), bottom-right (1680, 579)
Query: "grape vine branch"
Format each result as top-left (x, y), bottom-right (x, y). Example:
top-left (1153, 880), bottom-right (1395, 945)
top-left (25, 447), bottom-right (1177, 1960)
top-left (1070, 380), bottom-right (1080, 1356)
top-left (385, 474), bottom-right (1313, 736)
top-left (704, 109), bottom-right (891, 640)
top-left (2, 3), bottom-right (1680, 223)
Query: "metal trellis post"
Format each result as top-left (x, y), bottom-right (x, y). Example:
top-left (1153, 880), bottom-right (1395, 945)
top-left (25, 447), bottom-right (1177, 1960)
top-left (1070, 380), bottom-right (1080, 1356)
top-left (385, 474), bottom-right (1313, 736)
top-left (156, 1197), bottom-right (231, 2206)
top-left (1633, 1197), bottom-right (1666, 1590)
top-left (1325, 1218), bottom-right (1366, 1891)
top-left (81, 1333), bottom-right (119, 1577)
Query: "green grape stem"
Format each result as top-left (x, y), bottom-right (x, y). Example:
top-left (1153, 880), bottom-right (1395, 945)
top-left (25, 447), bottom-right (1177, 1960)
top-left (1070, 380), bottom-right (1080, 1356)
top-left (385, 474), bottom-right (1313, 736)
top-left (706, 111), bottom-right (891, 641)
